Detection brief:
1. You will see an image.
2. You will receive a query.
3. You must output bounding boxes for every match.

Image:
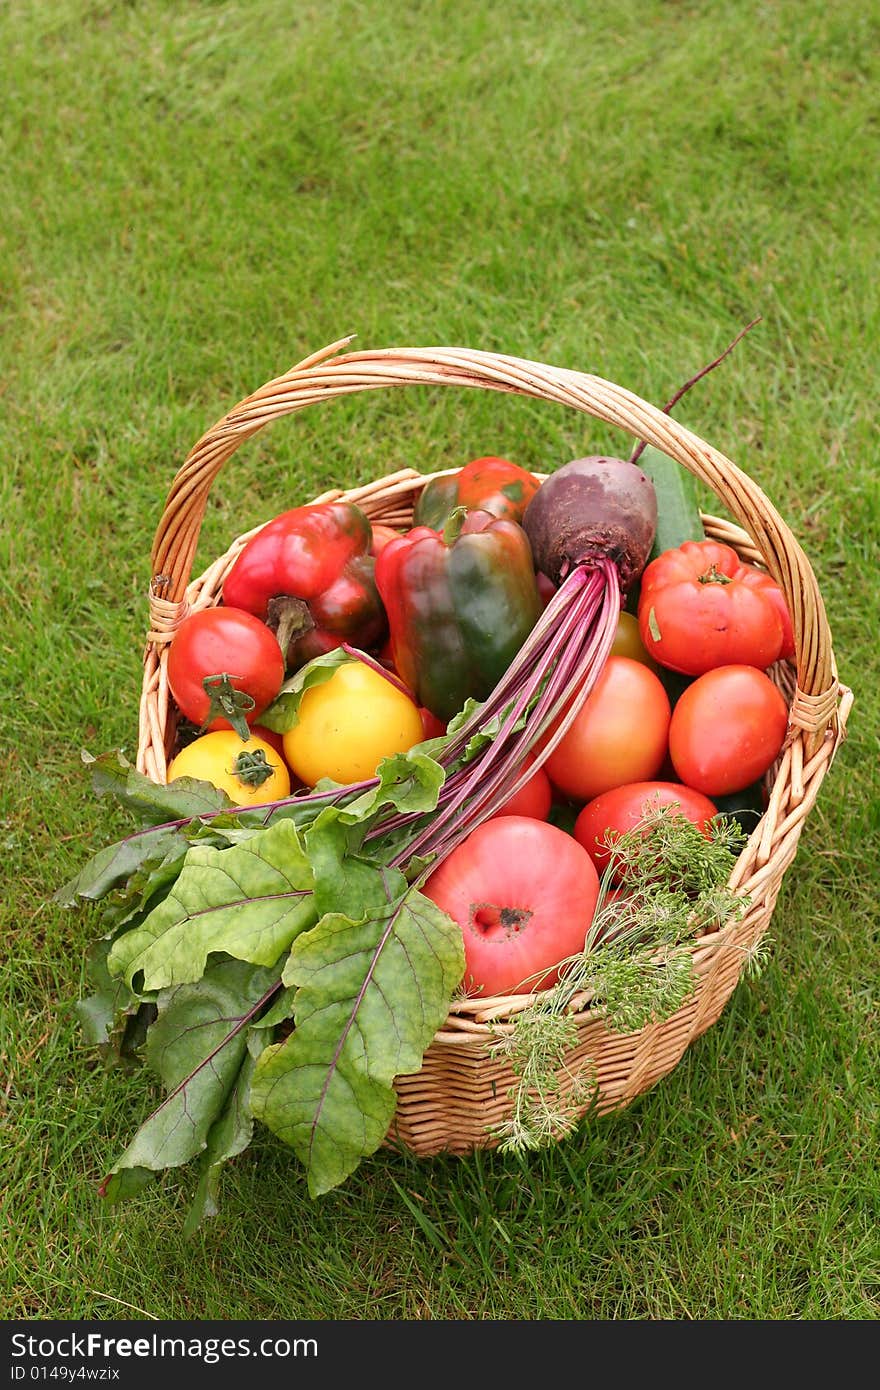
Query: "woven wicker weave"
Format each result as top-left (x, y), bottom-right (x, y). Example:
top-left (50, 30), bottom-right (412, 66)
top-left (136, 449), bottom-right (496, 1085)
top-left (137, 338), bottom-right (851, 1157)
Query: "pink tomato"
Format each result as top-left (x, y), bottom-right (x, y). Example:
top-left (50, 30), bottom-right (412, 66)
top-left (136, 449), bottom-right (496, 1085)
top-left (422, 816), bottom-right (600, 997)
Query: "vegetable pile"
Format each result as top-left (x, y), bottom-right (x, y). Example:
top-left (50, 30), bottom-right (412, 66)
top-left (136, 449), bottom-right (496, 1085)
top-left (61, 409), bottom-right (796, 1223)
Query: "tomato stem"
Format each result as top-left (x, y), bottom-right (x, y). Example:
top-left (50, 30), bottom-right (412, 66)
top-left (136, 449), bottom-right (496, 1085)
top-left (698, 564), bottom-right (733, 585)
top-left (200, 673), bottom-right (256, 741)
top-left (232, 749), bottom-right (277, 788)
top-left (471, 903), bottom-right (534, 936)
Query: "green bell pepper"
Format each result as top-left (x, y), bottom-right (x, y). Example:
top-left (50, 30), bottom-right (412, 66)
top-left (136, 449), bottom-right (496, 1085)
top-left (374, 509), bottom-right (542, 723)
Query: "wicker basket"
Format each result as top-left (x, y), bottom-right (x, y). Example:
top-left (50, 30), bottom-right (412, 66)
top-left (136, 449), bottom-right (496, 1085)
top-left (138, 338), bottom-right (851, 1158)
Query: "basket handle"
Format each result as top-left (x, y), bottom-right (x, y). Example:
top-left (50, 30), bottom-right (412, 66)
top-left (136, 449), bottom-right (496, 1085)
top-left (148, 337), bottom-right (841, 752)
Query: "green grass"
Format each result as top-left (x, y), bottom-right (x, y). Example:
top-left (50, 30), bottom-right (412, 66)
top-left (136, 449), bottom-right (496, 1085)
top-left (1, 0), bottom-right (878, 1321)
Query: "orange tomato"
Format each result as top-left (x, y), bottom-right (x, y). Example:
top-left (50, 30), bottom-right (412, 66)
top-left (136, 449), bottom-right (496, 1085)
top-left (539, 656), bottom-right (671, 803)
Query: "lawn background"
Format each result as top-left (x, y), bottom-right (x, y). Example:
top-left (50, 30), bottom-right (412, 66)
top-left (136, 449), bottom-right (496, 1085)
top-left (1, 0), bottom-right (877, 1321)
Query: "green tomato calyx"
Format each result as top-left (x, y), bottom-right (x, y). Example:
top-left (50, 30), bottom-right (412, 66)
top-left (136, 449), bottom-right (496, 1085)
top-left (231, 748), bottom-right (277, 788)
top-left (201, 672), bottom-right (256, 741)
top-left (698, 564), bottom-right (733, 586)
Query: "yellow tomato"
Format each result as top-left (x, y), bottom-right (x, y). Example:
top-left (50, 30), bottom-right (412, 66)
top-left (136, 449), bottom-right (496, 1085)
top-left (168, 729), bottom-right (291, 804)
top-left (611, 610), bottom-right (660, 671)
top-left (283, 660), bottom-right (424, 786)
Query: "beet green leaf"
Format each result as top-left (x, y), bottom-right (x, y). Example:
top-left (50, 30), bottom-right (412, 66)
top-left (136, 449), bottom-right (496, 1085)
top-left (100, 959), bottom-right (282, 1207)
top-left (107, 819), bottom-right (317, 992)
top-left (250, 870), bottom-right (464, 1197)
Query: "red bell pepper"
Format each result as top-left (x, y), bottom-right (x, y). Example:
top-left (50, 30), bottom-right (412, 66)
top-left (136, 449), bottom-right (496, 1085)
top-left (221, 501), bottom-right (387, 670)
top-left (413, 456), bottom-right (541, 530)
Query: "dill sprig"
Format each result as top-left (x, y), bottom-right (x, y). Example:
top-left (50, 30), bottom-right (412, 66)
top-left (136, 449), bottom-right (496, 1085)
top-left (489, 1011), bottom-right (598, 1152)
top-left (489, 803), bottom-right (750, 1153)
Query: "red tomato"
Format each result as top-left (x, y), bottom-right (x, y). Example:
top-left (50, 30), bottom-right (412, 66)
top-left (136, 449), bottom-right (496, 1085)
top-left (419, 706), bottom-right (447, 740)
top-left (539, 656), bottom-right (671, 803)
top-left (734, 566), bottom-right (796, 661)
top-left (422, 816), bottom-right (599, 996)
top-left (487, 754), bottom-right (553, 821)
top-left (605, 885), bottom-right (631, 906)
top-left (370, 523), bottom-right (402, 556)
top-left (596, 884), bottom-right (633, 942)
top-left (669, 665), bottom-right (789, 795)
top-left (167, 607), bottom-right (285, 732)
top-left (574, 781), bottom-right (718, 880)
top-left (637, 540), bottom-right (788, 675)
top-left (536, 572), bottom-right (557, 609)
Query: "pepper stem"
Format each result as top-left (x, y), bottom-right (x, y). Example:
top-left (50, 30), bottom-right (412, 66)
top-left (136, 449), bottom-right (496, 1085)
top-left (442, 505), bottom-right (469, 546)
top-left (266, 595), bottom-right (315, 667)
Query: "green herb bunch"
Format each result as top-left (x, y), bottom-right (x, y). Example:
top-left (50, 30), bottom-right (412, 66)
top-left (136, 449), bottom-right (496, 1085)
top-left (489, 804), bottom-right (749, 1153)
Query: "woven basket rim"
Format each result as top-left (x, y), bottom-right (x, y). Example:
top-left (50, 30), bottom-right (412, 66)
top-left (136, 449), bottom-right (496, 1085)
top-left (145, 340), bottom-right (840, 720)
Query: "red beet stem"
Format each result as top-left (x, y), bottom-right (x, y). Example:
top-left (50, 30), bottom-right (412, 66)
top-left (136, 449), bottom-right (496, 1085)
top-left (629, 317), bottom-right (762, 467)
top-left (384, 559), bottom-right (622, 867)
